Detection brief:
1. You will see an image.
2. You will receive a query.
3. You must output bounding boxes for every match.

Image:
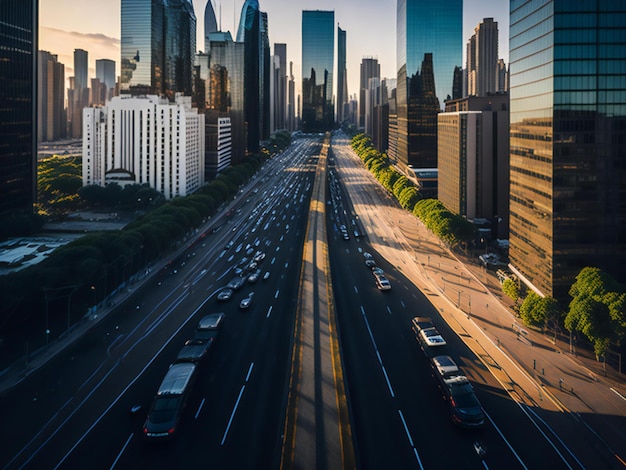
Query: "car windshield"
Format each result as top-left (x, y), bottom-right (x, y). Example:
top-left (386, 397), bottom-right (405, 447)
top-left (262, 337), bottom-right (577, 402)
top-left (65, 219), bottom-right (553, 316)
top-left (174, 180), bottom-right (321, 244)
top-left (149, 397), bottom-right (180, 423)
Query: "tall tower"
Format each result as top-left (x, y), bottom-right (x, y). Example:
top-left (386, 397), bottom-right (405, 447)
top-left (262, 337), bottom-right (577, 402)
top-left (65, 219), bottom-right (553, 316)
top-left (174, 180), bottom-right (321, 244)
top-left (237, 0), bottom-right (267, 153)
top-left (120, 0), bottom-right (165, 95)
top-left (69, 49), bottom-right (88, 138)
top-left (273, 43), bottom-right (287, 131)
top-left (0, 0), bottom-right (38, 216)
top-left (301, 10), bottom-right (334, 132)
top-left (397, 0), bottom-right (462, 168)
top-left (96, 58), bottom-right (116, 100)
top-left (337, 26), bottom-right (348, 123)
top-left (164, 0), bottom-right (196, 100)
top-left (204, 0), bottom-right (218, 52)
top-left (466, 18), bottom-right (498, 97)
top-left (287, 61), bottom-right (296, 131)
top-left (359, 58), bottom-right (380, 129)
top-left (509, 0), bottom-right (626, 299)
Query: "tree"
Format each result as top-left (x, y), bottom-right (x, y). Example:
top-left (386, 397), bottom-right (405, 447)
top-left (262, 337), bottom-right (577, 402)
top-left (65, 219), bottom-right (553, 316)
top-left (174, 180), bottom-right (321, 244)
top-left (502, 278), bottom-right (520, 306)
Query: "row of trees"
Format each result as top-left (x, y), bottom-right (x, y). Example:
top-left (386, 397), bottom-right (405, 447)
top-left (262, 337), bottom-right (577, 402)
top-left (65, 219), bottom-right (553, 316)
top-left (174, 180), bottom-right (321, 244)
top-left (350, 133), bottom-right (474, 249)
top-left (0, 130), bottom-right (292, 339)
top-left (502, 255), bottom-right (625, 359)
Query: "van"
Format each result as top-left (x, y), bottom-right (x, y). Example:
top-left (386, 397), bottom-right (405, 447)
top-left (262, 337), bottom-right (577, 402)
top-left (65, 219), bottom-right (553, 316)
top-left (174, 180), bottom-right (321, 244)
top-left (143, 362), bottom-right (197, 440)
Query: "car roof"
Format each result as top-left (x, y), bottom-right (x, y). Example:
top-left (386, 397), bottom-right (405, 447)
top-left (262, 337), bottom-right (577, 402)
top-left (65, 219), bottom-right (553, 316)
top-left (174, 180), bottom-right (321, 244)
top-left (197, 313), bottom-right (224, 330)
top-left (158, 363), bottom-right (196, 395)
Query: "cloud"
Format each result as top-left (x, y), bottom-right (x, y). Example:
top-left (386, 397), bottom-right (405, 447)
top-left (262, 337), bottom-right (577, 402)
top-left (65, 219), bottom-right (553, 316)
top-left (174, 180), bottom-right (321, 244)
top-left (39, 26), bottom-right (120, 80)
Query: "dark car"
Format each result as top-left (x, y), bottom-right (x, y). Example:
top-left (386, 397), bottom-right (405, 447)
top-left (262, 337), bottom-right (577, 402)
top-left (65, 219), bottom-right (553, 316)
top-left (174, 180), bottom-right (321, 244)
top-left (227, 277), bottom-right (246, 291)
top-left (217, 288), bottom-right (234, 302)
top-left (442, 376), bottom-right (485, 428)
top-left (175, 338), bottom-right (214, 363)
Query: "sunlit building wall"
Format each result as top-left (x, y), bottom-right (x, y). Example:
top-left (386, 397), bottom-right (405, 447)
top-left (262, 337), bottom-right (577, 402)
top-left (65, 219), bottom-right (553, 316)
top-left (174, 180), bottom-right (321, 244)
top-left (83, 94), bottom-right (205, 199)
top-left (509, 0), bottom-right (626, 299)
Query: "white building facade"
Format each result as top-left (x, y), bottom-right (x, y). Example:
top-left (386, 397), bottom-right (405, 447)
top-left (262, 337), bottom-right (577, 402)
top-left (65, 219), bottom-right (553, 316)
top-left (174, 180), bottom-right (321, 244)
top-left (83, 94), bottom-right (205, 199)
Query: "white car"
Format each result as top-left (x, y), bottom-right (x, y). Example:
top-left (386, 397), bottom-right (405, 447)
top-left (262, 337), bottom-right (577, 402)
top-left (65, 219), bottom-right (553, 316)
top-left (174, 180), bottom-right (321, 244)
top-left (374, 273), bottom-right (391, 291)
top-left (419, 327), bottom-right (447, 347)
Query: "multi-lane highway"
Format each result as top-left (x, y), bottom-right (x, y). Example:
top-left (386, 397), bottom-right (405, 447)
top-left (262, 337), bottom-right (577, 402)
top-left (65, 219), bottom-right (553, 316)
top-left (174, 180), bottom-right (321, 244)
top-left (1, 132), bottom-right (619, 470)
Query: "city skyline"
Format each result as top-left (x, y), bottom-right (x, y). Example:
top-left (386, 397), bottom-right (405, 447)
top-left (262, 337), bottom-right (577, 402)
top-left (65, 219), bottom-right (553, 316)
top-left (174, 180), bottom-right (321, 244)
top-left (39, 0), bottom-right (509, 100)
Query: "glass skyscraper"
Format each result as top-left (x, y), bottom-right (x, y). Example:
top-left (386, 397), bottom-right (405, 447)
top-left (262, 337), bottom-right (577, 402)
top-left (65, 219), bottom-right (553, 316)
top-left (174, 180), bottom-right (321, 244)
top-left (121, 0), bottom-right (195, 99)
top-left (0, 0), bottom-right (38, 216)
top-left (337, 27), bottom-right (348, 123)
top-left (237, 0), bottom-right (269, 153)
top-left (121, 0), bottom-right (165, 95)
top-left (164, 0), bottom-right (196, 100)
top-left (509, 0), bottom-right (626, 299)
top-left (396, 0), bottom-right (462, 168)
top-left (301, 10), bottom-right (334, 132)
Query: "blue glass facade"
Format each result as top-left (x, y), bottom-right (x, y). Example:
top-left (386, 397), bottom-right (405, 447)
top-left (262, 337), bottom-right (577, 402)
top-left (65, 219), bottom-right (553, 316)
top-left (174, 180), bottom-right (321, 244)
top-left (301, 10), bottom-right (334, 132)
top-left (237, 0), bottom-right (269, 153)
top-left (397, 0), bottom-right (462, 168)
top-left (121, 0), bottom-right (165, 95)
top-left (509, 0), bottom-right (626, 298)
top-left (0, 0), bottom-right (37, 215)
top-left (121, 0), bottom-right (195, 99)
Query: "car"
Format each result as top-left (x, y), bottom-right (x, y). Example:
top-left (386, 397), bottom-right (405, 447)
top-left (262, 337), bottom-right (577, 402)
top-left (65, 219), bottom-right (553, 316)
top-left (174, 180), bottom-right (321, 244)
top-left (419, 327), bottom-right (447, 348)
top-left (227, 277), bottom-right (246, 291)
top-left (353, 230), bottom-right (360, 237)
top-left (197, 312), bottom-right (225, 330)
top-left (240, 293), bottom-right (254, 310)
top-left (430, 355), bottom-right (461, 382)
top-left (217, 288), bottom-right (234, 302)
top-left (365, 259), bottom-right (377, 268)
top-left (235, 243), bottom-right (243, 253)
top-left (372, 267), bottom-right (384, 275)
top-left (225, 241), bottom-right (234, 249)
top-left (342, 231), bottom-right (350, 240)
top-left (442, 375), bottom-right (485, 427)
top-left (411, 317), bottom-right (435, 335)
top-left (176, 338), bottom-right (214, 363)
top-left (246, 247), bottom-right (255, 256)
top-left (247, 269), bottom-right (261, 283)
top-left (363, 252), bottom-right (373, 260)
top-left (246, 261), bottom-right (258, 272)
top-left (263, 271), bottom-right (270, 280)
top-left (374, 272), bottom-right (392, 290)
top-left (253, 251), bottom-right (266, 263)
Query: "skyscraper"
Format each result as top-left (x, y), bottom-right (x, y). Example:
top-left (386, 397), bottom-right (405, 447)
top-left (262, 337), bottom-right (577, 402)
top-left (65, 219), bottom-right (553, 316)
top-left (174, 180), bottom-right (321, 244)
top-left (96, 59), bottom-right (116, 91)
top-left (203, 0), bottom-right (218, 52)
top-left (301, 10), bottom-right (334, 132)
top-left (68, 49), bottom-right (89, 138)
top-left (396, 0), bottom-right (462, 168)
top-left (337, 26), bottom-right (348, 123)
top-left (509, 0), bottom-right (626, 299)
top-left (272, 43), bottom-right (287, 132)
top-left (359, 58), bottom-right (380, 129)
top-left (163, 0), bottom-right (196, 100)
top-left (237, 0), bottom-right (267, 153)
top-left (0, 0), bottom-right (38, 216)
top-left (287, 61), bottom-right (296, 131)
top-left (466, 18), bottom-right (499, 97)
top-left (38, 51), bottom-right (65, 142)
top-left (120, 0), bottom-right (165, 95)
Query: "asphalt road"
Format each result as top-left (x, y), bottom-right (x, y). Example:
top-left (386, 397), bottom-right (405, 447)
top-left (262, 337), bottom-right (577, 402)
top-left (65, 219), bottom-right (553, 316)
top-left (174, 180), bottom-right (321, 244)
top-left (1, 137), bottom-right (321, 469)
top-left (2, 133), bottom-right (621, 470)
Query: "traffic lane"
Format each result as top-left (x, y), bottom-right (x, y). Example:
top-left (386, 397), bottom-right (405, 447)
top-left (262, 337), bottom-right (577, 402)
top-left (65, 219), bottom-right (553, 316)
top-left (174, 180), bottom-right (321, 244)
top-left (332, 142), bottom-right (576, 465)
top-left (328, 234), bottom-right (489, 469)
top-left (62, 158), bottom-right (315, 468)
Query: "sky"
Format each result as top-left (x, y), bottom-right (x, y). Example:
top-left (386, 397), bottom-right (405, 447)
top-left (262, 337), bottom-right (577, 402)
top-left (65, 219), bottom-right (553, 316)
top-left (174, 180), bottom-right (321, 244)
top-left (39, 0), bottom-right (509, 100)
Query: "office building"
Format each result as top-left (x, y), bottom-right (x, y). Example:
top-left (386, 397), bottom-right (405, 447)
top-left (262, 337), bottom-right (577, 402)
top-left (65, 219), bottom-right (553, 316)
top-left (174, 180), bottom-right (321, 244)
top-left (83, 94), bottom-right (205, 199)
top-left (120, 0), bottom-right (165, 95)
top-left (509, 0), bottom-right (626, 299)
top-left (396, 0), bottom-right (462, 168)
top-left (359, 58), bottom-right (380, 129)
top-left (272, 43), bottom-right (287, 132)
top-left (0, 0), bottom-right (38, 216)
top-left (67, 48), bottom-right (88, 138)
top-left (337, 27), bottom-right (348, 123)
top-left (96, 58), bottom-right (116, 100)
top-left (195, 31), bottom-right (246, 168)
top-left (203, 0), bottom-right (218, 52)
top-left (237, 0), bottom-right (269, 153)
top-left (205, 116), bottom-right (232, 176)
top-left (164, 0), bottom-right (196, 100)
top-left (438, 94), bottom-right (509, 235)
top-left (38, 51), bottom-right (65, 142)
top-left (466, 18), bottom-right (499, 97)
top-left (287, 61), bottom-right (296, 131)
top-left (301, 10), bottom-right (334, 132)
